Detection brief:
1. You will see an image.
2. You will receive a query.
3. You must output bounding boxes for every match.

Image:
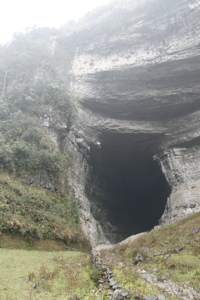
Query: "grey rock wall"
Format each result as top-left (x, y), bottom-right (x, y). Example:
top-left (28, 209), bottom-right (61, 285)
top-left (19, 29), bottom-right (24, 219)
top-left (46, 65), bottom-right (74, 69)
top-left (61, 121), bottom-right (109, 246)
top-left (64, 0), bottom-right (200, 244)
top-left (155, 147), bottom-right (200, 224)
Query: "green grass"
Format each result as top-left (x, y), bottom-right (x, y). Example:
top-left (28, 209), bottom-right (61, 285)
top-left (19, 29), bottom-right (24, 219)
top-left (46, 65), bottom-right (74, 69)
top-left (0, 249), bottom-right (102, 300)
top-left (0, 173), bottom-right (91, 252)
top-left (100, 212), bottom-right (200, 299)
top-left (111, 266), bottom-right (160, 297)
top-left (0, 233), bottom-right (69, 251)
top-left (0, 214), bottom-right (199, 300)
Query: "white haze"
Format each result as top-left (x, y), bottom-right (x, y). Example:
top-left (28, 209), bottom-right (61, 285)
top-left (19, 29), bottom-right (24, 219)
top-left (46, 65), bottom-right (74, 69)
top-left (0, 0), bottom-right (111, 44)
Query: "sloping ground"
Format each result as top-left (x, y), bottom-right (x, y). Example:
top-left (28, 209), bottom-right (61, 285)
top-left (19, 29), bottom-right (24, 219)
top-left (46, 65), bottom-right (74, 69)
top-left (0, 249), bottom-right (98, 300)
top-left (97, 212), bottom-right (200, 299)
top-left (0, 213), bottom-right (199, 300)
top-left (0, 173), bottom-right (89, 249)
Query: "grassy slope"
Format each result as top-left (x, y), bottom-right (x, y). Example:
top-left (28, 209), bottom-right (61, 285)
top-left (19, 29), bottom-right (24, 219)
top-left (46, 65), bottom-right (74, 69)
top-left (0, 249), bottom-right (102, 300)
top-left (0, 173), bottom-right (199, 299)
top-left (100, 212), bottom-right (200, 299)
top-left (0, 213), bottom-right (199, 300)
top-left (0, 173), bottom-right (90, 251)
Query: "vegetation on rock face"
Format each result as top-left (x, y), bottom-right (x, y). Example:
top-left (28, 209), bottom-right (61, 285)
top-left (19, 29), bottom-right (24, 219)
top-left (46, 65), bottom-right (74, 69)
top-left (0, 28), bottom-right (81, 246)
top-left (0, 28), bottom-right (77, 186)
top-left (58, 0), bottom-right (184, 45)
top-left (0, 123), bottom-right (71, 190)
top-left (0, 174), bottom-right (82, 244)
top-left (0, 27), bottom-right (77, 128)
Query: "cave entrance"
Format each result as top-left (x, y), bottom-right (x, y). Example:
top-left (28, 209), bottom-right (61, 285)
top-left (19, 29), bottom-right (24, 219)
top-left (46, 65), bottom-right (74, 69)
top-left (86, 133), bottom-right (171, 243)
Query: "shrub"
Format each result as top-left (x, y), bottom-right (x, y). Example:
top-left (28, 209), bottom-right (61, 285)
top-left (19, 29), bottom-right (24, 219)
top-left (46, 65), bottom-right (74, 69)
top-left (0, 145), bottom-right (14, 172)
top-left (89, 265), bottom-right (100, 286)
top-left (0, 176), bottom-right (80, 242)
top-left (0, 100), bottom-right (9, 120)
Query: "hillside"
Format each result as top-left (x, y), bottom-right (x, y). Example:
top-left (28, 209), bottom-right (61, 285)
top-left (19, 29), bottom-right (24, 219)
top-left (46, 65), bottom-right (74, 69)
top-left (95, 212), bottom-right (200, 299)
top-left (0, 212), bottom-right (199, 299)
top-left (0, 173), bottom-right (91, 250)
top-left (0, 27), bottom-right (82, 247)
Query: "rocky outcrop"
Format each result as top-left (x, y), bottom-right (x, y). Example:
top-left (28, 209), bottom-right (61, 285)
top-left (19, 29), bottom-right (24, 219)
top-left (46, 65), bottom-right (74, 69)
top-left (155, 147), bottom-right (200, 224)
top-left (65, 0), bottom-right (200, 245)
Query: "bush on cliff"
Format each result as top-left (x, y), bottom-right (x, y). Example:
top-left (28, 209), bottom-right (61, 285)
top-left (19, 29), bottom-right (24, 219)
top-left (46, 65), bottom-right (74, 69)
top-left (0, 174), bottom-right (82, 245)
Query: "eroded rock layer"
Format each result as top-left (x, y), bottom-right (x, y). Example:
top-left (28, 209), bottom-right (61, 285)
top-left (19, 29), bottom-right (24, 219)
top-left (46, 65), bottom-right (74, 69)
top-left (65, 0), bottom-right (200, 245)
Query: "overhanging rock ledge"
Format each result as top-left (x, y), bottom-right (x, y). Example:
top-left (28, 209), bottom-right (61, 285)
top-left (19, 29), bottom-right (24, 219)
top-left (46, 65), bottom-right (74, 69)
top-left (64, 0), bottom-right (200, 246)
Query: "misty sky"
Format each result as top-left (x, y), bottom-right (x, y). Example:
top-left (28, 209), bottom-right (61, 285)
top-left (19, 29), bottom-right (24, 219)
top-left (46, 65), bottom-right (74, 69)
top-left (0, 0), bottom-right (111, 44)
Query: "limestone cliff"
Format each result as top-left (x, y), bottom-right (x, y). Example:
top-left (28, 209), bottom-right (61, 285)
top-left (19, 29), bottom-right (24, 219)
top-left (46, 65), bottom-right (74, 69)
top-left (62, 0), bottom-right (200, 245)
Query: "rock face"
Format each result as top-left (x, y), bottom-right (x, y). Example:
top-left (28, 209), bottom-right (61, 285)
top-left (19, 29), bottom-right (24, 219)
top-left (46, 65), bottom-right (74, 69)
top-left (65, 0), bottom-right (200, 245)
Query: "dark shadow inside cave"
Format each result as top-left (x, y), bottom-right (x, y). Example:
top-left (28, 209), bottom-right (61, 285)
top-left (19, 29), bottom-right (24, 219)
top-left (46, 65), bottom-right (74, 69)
top-left (86, 133), bottom-right (171, 243)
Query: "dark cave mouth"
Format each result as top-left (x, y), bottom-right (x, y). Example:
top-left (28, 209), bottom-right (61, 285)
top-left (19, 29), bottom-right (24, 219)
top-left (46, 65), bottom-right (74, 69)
top-left (87, 134), bottom-right (171, 243)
